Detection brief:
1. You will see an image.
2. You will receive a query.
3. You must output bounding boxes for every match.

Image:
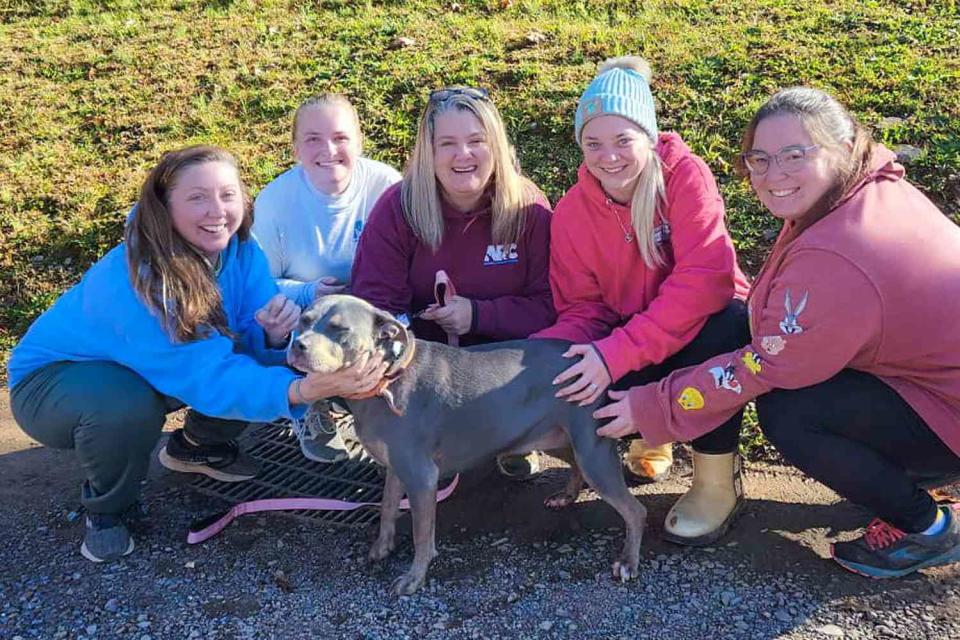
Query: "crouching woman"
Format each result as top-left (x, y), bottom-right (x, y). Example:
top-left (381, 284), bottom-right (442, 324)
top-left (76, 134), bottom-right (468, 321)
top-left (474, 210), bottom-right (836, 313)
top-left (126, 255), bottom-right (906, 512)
top-left (596, 87), bottom-right (960, 578)
top-left (8, 146), bottom-right (385, 563)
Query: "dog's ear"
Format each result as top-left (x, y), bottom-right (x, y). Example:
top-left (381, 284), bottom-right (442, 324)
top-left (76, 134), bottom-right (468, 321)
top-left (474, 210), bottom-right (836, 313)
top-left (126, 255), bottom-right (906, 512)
top-left (375, 310), bottom-right (406, 341)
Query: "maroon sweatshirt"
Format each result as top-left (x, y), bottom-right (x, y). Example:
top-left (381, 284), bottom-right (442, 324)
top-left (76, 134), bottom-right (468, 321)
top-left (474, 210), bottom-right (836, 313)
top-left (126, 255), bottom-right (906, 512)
top-left (351, 183), bottom-right (555, 345)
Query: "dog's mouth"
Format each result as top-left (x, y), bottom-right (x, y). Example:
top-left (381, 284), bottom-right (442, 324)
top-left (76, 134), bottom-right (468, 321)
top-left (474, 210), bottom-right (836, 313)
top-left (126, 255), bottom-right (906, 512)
top-left (286, 339), bottom-right (363, 376)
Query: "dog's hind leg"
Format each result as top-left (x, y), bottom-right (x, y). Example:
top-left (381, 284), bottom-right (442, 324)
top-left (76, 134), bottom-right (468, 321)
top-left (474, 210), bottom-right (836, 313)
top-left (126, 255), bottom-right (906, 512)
top-left (543, 446), bottom-right (585, 510)
top-left (369, 469), bottom-right (404, 562)
top-left (569, 427), bottom-right (647, 582)
top-left (390, 461), bottom-right (440, 596)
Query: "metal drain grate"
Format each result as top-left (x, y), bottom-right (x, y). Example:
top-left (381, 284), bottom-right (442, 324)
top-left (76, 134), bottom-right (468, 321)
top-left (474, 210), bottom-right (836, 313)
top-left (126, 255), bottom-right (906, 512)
top-left (190, 421), bottom-right (383, 529)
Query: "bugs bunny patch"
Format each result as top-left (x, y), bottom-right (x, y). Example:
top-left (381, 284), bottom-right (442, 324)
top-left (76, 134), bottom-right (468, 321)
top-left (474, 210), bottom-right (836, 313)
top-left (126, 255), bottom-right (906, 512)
top-left (779, 290), bottom-right (809, 335)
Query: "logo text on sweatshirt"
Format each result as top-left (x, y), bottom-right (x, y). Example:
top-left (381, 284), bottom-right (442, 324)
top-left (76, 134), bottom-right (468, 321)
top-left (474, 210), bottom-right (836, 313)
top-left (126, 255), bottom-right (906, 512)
top-left (484, 243), bottom-right (519, 265)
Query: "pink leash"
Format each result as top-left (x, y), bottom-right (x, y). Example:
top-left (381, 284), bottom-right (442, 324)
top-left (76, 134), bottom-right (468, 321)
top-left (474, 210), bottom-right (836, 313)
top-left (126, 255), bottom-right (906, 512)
top-left (187, 474), bottom-right (460, 544)
top-left (434, 270), bottom-right (459, 347)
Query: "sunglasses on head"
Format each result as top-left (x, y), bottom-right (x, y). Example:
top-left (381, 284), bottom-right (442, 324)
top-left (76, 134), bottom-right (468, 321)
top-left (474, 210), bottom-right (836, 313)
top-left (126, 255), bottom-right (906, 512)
top-left (428, 86), bottom-right (490, 104)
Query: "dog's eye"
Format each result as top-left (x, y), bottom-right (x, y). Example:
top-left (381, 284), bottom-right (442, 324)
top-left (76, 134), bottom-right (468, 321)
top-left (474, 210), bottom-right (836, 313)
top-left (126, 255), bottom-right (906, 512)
top-left (327, 322), bottom-right (350, 334)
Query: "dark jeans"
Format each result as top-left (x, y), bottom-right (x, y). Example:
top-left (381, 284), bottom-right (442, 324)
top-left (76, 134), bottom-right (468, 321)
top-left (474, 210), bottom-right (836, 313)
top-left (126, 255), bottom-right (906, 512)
top-left (10, 361), bottom-right (248, 515)
top-left (613, 299), bottom-right (752, 454)
top-left (757, 369), bottom-right (960, 533)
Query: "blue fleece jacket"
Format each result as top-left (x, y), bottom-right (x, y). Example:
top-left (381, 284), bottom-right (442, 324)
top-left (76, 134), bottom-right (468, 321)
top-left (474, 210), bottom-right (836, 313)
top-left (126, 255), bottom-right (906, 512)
top-left (8, 236), bottom-right (302, 422)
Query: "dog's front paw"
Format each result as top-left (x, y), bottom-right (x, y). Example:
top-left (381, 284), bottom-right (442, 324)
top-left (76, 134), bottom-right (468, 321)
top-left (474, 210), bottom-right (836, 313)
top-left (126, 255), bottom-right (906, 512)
top-left (611, 558), bottom-right (639, 583)
top-left (368, 537), bottom-right (396, 562)
top-left (391, 570), bottom-right (426, 596)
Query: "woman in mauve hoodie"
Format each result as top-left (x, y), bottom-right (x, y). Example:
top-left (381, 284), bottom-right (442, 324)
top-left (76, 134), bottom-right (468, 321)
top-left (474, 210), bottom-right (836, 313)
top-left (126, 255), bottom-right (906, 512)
top-left (597, 87), bottom-right (960, 579)
top-left (534, 56), bottom-right (751, 547)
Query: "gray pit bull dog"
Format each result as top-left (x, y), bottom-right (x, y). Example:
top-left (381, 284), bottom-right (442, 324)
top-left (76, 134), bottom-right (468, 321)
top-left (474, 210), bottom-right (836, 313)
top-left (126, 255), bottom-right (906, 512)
top-left (287, 295), bottom-right (647, 595)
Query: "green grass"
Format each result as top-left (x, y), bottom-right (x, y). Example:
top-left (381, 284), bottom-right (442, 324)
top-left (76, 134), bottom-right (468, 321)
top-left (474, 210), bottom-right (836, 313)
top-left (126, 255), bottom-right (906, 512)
top-left (2, 1), bottom-right (959, 420)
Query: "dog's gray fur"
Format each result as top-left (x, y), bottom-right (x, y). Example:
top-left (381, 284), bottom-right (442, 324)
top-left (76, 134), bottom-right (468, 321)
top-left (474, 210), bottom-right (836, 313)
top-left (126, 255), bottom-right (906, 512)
top-left (288, 295), bottom-right (647, 595)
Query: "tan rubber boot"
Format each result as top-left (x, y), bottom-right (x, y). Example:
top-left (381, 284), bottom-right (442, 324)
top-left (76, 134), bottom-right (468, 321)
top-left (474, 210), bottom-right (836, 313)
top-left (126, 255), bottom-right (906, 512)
top-left (663, 451), bottom-right (744, 546)
top-left (624, 440), bottom-right (674, 482)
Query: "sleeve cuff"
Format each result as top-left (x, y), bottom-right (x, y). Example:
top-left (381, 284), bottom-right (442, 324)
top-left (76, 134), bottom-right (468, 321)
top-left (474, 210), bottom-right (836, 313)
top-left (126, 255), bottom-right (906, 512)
top-left (469, 299), bottom-right (480, 334)
top-left (628, 383), bottom-right (673, 447)
top-left (594, 335), bottom-right (628, 382)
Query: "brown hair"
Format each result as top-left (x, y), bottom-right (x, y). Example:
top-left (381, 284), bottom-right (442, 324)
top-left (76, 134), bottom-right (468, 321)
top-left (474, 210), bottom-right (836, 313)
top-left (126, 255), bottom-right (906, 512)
top-left (737, 87), bottom-right (876, 239)
top-left (125, 145), bottom-right (252, 342)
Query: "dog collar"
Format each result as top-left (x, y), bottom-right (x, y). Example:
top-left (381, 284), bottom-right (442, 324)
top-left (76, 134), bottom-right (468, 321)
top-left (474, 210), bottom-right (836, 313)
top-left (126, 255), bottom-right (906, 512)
top-left (350, 337), bottom-right (416, 415)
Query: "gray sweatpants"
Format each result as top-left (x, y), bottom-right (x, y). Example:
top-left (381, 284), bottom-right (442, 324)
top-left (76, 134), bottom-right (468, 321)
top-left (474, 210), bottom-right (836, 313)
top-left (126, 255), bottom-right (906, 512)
top-left (10, 361), bottom-right (248, 515)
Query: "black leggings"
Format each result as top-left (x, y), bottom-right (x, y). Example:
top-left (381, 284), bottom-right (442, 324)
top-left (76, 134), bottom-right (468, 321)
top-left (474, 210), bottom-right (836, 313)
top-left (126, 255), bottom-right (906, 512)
top-left (757, 369), bottom-right (960, 533)
top-left (614, 299), bottom-right (752, 455)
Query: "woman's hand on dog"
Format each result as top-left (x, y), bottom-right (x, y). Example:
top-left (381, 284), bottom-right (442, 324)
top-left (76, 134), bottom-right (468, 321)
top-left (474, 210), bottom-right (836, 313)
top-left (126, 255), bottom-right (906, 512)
top-left (314, 276), bottom-right (346, 299)
top-left (593, 390), bottom-right (639, 438)
top-left (256, 293), bottom-right (301, 348)
top-left (420, 296), bottom-right (472, 336)
top-left (553, 344), bottom-right (612, 406)
top-left (292, 353), bottom-right (390, 405)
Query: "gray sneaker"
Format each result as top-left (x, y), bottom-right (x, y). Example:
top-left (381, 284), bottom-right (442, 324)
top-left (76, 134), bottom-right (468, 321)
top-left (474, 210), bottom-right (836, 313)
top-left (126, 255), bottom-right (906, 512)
top-left (80, 513), bottom-right (134, 563)
top-left (293, 400), bottom-right (355, 463)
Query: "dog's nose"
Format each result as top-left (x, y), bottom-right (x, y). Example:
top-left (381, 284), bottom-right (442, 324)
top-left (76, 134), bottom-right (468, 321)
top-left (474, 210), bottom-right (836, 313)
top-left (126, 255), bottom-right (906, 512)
top-left (292, 336), bottom-right (308, 353)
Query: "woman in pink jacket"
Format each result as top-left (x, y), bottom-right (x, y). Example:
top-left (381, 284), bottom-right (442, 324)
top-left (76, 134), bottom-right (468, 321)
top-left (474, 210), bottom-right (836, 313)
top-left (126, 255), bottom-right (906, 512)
top-left (597, 87), bottom-right (960, 578)
top-left (535, 56), bottom-right (750, 546)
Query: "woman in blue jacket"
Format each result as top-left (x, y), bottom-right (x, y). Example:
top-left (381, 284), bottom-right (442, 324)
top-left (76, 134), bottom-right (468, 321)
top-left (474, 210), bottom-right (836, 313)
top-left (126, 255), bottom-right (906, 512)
top-left (8, 145), bottom-right (385, 563)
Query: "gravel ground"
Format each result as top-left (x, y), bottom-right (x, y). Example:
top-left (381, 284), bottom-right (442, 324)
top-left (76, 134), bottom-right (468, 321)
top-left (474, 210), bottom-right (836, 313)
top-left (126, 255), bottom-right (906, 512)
top-left (2, 392), bottom-right (959, 640)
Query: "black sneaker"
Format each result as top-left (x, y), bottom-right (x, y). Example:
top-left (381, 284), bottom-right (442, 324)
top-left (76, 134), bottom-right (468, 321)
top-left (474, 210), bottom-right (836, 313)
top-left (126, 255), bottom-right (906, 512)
top-left (831, 506), bottom-right (960, 578)
top-left (80, 513), bottom-right (134, 563)
top-left (158, 429), bottom-right (260, 482)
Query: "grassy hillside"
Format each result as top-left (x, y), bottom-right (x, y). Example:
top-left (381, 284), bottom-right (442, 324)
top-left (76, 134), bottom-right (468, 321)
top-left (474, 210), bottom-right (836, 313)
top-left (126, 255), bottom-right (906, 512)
top-left (2, 0), bottom-right (958, 370)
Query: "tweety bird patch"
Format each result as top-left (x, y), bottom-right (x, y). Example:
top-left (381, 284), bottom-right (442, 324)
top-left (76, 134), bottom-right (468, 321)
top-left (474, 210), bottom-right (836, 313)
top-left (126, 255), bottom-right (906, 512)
top-left (677, 387), bottom-right (705, 411)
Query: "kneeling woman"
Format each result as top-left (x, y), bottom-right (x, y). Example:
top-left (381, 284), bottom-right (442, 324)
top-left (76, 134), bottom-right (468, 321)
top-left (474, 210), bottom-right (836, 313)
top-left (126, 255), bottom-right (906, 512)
top-left (8, 146), bottom-right (385, 562)
top-left (536, 56), bottom-right (749, 546)
top-left (351, 86), bottom-right (555, 476)
top-left (597, 87), bottom-right (960, 578)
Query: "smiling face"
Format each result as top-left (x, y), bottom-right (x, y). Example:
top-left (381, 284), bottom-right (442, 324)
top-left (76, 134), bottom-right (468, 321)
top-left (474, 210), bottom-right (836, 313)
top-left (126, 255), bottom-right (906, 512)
top-left (294, 104), bottom-right (363, 196)
top-left (580, 115), bottom-right (651, 204)
top-left (748, 113), bottom-right (842, 221)
top-left (432, 108), bottom-right (494, 212)
top-left (167, 161), bottom-right (244, 260)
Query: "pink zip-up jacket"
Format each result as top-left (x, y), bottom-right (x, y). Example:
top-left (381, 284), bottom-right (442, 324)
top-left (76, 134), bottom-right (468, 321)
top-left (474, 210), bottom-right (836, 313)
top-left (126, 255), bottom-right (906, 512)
top-left (630, 146), bottom-right (960, 456)
top-left (351, 183), bottom-right (555, 346)
top-left (534, 133), bottom-right (750, 382)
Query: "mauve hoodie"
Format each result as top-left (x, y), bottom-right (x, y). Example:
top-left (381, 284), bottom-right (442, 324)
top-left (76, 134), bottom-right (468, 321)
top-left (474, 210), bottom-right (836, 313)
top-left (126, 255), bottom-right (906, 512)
top-left (630, 146), bottom-right (960, 457)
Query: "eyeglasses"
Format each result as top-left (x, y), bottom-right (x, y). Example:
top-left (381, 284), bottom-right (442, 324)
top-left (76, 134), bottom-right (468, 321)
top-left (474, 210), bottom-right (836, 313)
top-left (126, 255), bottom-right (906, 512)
top-left (741, 144), bottom-right (820, 176)
top-left (428, 86), bottom-right (490, 104)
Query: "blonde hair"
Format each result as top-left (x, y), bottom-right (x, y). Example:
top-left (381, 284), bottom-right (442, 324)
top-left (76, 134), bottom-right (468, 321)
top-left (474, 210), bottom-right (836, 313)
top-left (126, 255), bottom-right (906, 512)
top-left (291, 93), bottom-right (362, 145)
top-left (125, 145), bottom-right (252, 342)
top-left (737, 87), bottom-right (876, 238)
top-left (590, 56), bottom-right (666, 268)
top-left (401, 90), bottom-right (539, 251)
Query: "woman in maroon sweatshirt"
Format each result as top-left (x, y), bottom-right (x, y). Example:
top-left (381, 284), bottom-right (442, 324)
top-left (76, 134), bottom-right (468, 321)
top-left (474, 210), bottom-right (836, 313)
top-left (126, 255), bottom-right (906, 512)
top-left (597, 87), bottom-right (960, 578)
top-left (351, 87), bottom-right (555, 476)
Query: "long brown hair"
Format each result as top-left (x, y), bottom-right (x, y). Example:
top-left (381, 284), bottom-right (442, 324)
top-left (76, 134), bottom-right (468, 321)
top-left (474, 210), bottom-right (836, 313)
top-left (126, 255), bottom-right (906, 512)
top-left (125, 145), bottom-right (253, 342)
top-left (737, 87), bottom-right (876, 241)
top-left (401, 89), bottom-right (539, 251)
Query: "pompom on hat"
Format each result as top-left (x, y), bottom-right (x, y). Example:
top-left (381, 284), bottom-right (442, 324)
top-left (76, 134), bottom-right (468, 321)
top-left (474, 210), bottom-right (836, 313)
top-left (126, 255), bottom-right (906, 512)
top-left (574, 56), bottom-right (659, 144)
